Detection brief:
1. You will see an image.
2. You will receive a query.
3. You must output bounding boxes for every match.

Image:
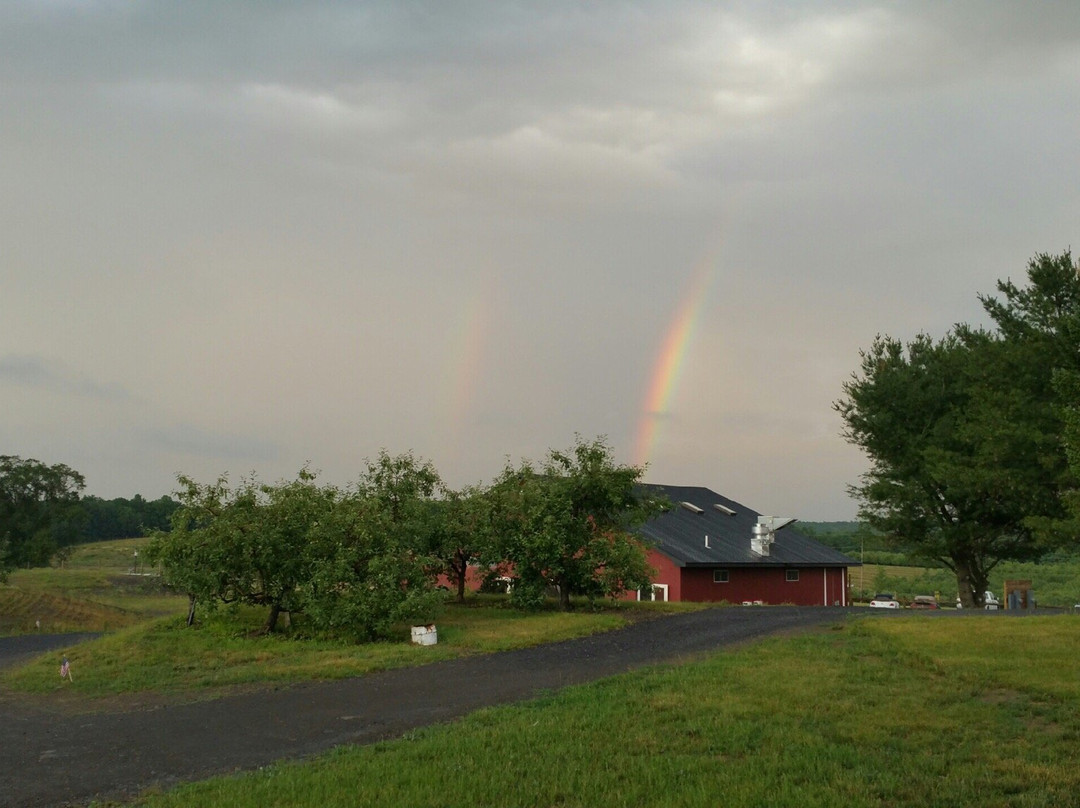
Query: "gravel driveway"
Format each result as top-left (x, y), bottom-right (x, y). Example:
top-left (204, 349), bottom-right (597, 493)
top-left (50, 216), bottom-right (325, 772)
top-left (0, 606), bottom-right (855, 807)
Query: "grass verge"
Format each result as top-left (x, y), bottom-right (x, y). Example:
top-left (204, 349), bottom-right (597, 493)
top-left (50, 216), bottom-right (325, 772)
top-left (129, 615), bottom-right (1080, 808)
top-left (3, 599), bottom-right (700, 699)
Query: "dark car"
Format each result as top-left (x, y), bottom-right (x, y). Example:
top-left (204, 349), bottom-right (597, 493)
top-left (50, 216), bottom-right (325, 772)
top-left (910, 595), bottom-right (940, 609)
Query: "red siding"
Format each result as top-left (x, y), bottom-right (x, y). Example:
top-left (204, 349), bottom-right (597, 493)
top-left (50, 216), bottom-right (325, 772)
top-left (434, 565), bottom-right (491, 593)
top-left (647, 553), bottom-right (849, 606)
top-left (647, 550), bottom-right (683, 601)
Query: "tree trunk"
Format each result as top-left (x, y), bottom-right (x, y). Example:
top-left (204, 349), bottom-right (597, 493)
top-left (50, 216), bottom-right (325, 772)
top-left (954, 556), bottom-right (988, 609)
top-left (264, 602), bottom-right (282, 634)
top-left (453, 551), bottom-right (468, 604)
top-left (186, 593), bottom-right (197, 627)
top-left (456, 569), bottom-right (467, 604)
top-left (558, 577), bottom-right (572, 611)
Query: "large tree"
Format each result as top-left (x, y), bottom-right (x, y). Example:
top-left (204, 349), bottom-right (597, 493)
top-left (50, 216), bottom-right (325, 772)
top-left (837, 251), bottom-right (1079, 607)
top-left (0, 455), bottom-right (86, 578)
top-left (301, 452), bottom-right (444, 640)
top-left (147, 470), bottom-right (333, 632)
top-left (148, 457), bottom-right (445, 639)
top-left (983, 250), bottom-right (1080, 543)
top-left (491, 436), bottom-right (663, 610)
top-left (424, 484), bottom-right (494, 604)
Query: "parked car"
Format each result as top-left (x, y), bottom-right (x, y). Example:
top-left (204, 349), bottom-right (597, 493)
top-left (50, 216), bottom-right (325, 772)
top-left (955, 591), bottom-right (1001, 609)
top-left (910, 595), bottom-right (940, 610)
top-left (868, 593), bottom-right (900, 609)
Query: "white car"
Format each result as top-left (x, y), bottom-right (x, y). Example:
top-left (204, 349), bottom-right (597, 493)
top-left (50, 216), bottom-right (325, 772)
top-left (869, 593), bottom-right (900, 609)
top-left (955, 591), bottom-right (1001, 609)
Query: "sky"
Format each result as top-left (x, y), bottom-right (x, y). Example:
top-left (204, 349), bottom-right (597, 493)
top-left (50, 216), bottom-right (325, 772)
top-left (2, 2), bottom-right (1079, 520)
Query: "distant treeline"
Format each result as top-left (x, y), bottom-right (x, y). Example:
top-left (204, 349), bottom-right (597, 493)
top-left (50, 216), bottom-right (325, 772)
top-left (78, 494), bottom-right (180, 542)
top-left (798, 522), bottom-right (887, 558)
top-left (800, 521), bottom-right (1078, 568)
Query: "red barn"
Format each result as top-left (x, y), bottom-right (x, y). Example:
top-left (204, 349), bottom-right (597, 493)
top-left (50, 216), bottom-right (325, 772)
top-left (634, 485), bottom-right (857, 606)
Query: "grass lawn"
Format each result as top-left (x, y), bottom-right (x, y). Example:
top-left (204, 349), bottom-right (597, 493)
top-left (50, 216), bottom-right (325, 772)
top-left (128, 614), bottom-right (1080, 808)
top-left (2, 595), bottom-right (701, 699)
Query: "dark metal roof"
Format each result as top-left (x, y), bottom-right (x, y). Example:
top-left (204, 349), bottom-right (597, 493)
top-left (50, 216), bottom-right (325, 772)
top-left (637, 484), bottom-right (858, 568)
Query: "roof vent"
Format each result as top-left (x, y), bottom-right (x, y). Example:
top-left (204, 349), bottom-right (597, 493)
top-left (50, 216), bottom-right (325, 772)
top-left (680, 501), bottom-right (704, 514)
top-left (713, 503), bottom-right (736, 516)
top-left (750, 516), bottom-right (797, 556)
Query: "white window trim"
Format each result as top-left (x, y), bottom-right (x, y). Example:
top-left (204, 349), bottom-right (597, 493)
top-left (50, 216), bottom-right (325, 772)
top-left (639, 583), bottom-right (669, 602)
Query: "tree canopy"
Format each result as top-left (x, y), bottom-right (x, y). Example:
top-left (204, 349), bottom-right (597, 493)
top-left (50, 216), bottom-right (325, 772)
top-left (147, 472), bottom-right (330, 631)
top-left (837, 251), bottom-right (1080, 606)
top-left (146, 458), bottom-right (445, 638)
top-left (79, 494), bottom-right (179, 541)
top-left (146, 437), bottom-right (668, 637)
top-left (0, 455), bottom-right (86, 578)
top-left (491, 436), bottom-right (663, 610)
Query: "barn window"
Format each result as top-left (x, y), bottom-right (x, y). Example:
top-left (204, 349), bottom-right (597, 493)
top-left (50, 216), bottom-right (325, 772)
top-left (786, 569), bottom-right (800, 582)
top-left (713, 569), bottom-right (729, 583)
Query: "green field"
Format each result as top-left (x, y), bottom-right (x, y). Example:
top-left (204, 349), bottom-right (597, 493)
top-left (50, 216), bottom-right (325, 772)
top-left (0, 538), bottom-right (186, 634)
top-left (851, 561), bottom-right (1080, 608)
top-left (129, 615), bottom-right (1080, 808)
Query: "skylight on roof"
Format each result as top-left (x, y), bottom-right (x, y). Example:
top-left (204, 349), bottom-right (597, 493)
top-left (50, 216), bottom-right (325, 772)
top-left (680, 501), bottom-right (704, 514)
top-left (713, 503), bottom-right (736, 516)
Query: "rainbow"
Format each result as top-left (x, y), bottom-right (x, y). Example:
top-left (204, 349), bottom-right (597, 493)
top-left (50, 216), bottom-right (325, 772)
top-left (444, 288), bottom-right (492, 466)
top-left (632, 259), bottom-right (716, 469)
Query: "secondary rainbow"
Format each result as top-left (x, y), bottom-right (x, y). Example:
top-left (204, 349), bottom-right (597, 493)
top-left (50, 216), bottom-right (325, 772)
top-left (632, 259), bottom-right (715, 469)
top-left (444, 288), bottom-right (492, 466)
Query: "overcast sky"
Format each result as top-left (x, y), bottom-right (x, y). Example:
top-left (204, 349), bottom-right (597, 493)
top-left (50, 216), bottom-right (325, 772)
top-left (2, 2), bottom-right (1078, 519)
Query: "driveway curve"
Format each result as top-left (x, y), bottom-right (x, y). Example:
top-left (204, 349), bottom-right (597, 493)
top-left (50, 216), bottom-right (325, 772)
top-left (1, 606), bottom-right (856, 807)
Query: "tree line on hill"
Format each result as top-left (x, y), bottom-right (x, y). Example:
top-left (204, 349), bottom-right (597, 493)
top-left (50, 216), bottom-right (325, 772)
top-left (145, 437), bottom-right (665, 639)
top-left (0, 453), bottom-right (180, 579)
top-left (836, 250), bottom-right (1080, 607)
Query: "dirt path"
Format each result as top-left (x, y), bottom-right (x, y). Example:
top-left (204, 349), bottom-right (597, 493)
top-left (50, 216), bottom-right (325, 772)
top-left (0, 607), bottom-right (854, 807)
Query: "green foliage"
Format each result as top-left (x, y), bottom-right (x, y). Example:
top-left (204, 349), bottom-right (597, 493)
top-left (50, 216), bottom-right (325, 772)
top-left (981, 251), bottom-right (1080, 549)
top-left (837, 251), bottom-right (1080, 607)
top-left (798, 521), bottom-right (886, 556)
top-left (146, 456), bottom-right (446, 641)
top-left (423, 484), bottom-right (495, 603)
top-left (146, 469), bottom-right (338, 632)
top-left (78, 493), bottom-right (179, 541)
top-left (0, 454), bottom-right (86, 578)
top-left (490, 436), bottom-right (664, 610)
top-left (300, 452), bottom-right (445, 641)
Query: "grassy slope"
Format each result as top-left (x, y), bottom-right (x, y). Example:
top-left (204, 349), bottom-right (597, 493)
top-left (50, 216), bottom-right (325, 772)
top-left (132, 615), bottom-right (1080, 808)
top-left (3, 601), bottom-right (696, 698)
top-left (0, 538), bottom-right (186, 634)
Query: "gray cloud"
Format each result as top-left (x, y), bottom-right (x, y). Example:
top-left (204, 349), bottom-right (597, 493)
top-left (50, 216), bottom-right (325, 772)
top-left (0, 355), bottom-right (132, 400)
top-left (2, 2), bottom-right (1078, 517)
top-left (137, 424), bottom-right (280, 463)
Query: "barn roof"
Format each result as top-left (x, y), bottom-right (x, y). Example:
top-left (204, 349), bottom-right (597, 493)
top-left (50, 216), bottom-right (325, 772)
top-left (636, 484), bottom-right (857, 568)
